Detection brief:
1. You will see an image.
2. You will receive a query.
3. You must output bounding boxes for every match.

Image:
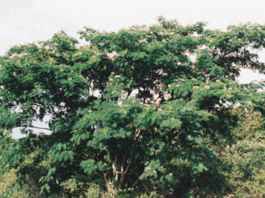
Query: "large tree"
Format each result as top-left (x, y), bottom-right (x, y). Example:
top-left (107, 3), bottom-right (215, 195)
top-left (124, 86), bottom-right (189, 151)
top-left (1, 18), bottom-right (265, 197)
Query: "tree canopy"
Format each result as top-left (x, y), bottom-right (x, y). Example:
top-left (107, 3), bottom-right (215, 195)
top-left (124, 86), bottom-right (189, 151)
top-left (1, 18), bottom-right (265, 197)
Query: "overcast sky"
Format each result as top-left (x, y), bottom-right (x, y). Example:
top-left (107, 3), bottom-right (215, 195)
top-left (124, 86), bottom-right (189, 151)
top-left (1, 0), bottom-right (265, 82)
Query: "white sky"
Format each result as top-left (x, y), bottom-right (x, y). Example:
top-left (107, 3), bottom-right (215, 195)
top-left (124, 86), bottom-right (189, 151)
top-left (1, 0), bottom-right (265, 82)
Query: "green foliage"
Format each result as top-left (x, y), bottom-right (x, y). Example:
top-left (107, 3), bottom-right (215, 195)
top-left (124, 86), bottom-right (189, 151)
top-left (221, 108), bottom-right (265, 197)
top-left (1, 18), bottom-right (265, 197)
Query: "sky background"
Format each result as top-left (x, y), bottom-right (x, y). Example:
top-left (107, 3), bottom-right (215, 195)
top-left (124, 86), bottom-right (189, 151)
top-left (1, 0), bottom-right (265, 82)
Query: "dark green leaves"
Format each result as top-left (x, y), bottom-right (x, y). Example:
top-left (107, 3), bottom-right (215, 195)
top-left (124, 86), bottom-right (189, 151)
top-left (1, 18), bottom-right (265, 197)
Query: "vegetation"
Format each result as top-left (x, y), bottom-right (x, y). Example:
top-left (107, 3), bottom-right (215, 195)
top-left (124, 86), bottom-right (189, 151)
top-left (1, 18), bottom-right (265, 197)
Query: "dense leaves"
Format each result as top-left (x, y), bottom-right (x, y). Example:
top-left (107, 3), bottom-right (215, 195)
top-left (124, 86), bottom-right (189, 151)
top-left (1, 18), bottom-right (265, 197)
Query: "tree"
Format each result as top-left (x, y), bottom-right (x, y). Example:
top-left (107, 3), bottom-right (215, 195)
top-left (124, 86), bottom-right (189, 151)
top-left (1, 18), bottom-right (265, 197)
